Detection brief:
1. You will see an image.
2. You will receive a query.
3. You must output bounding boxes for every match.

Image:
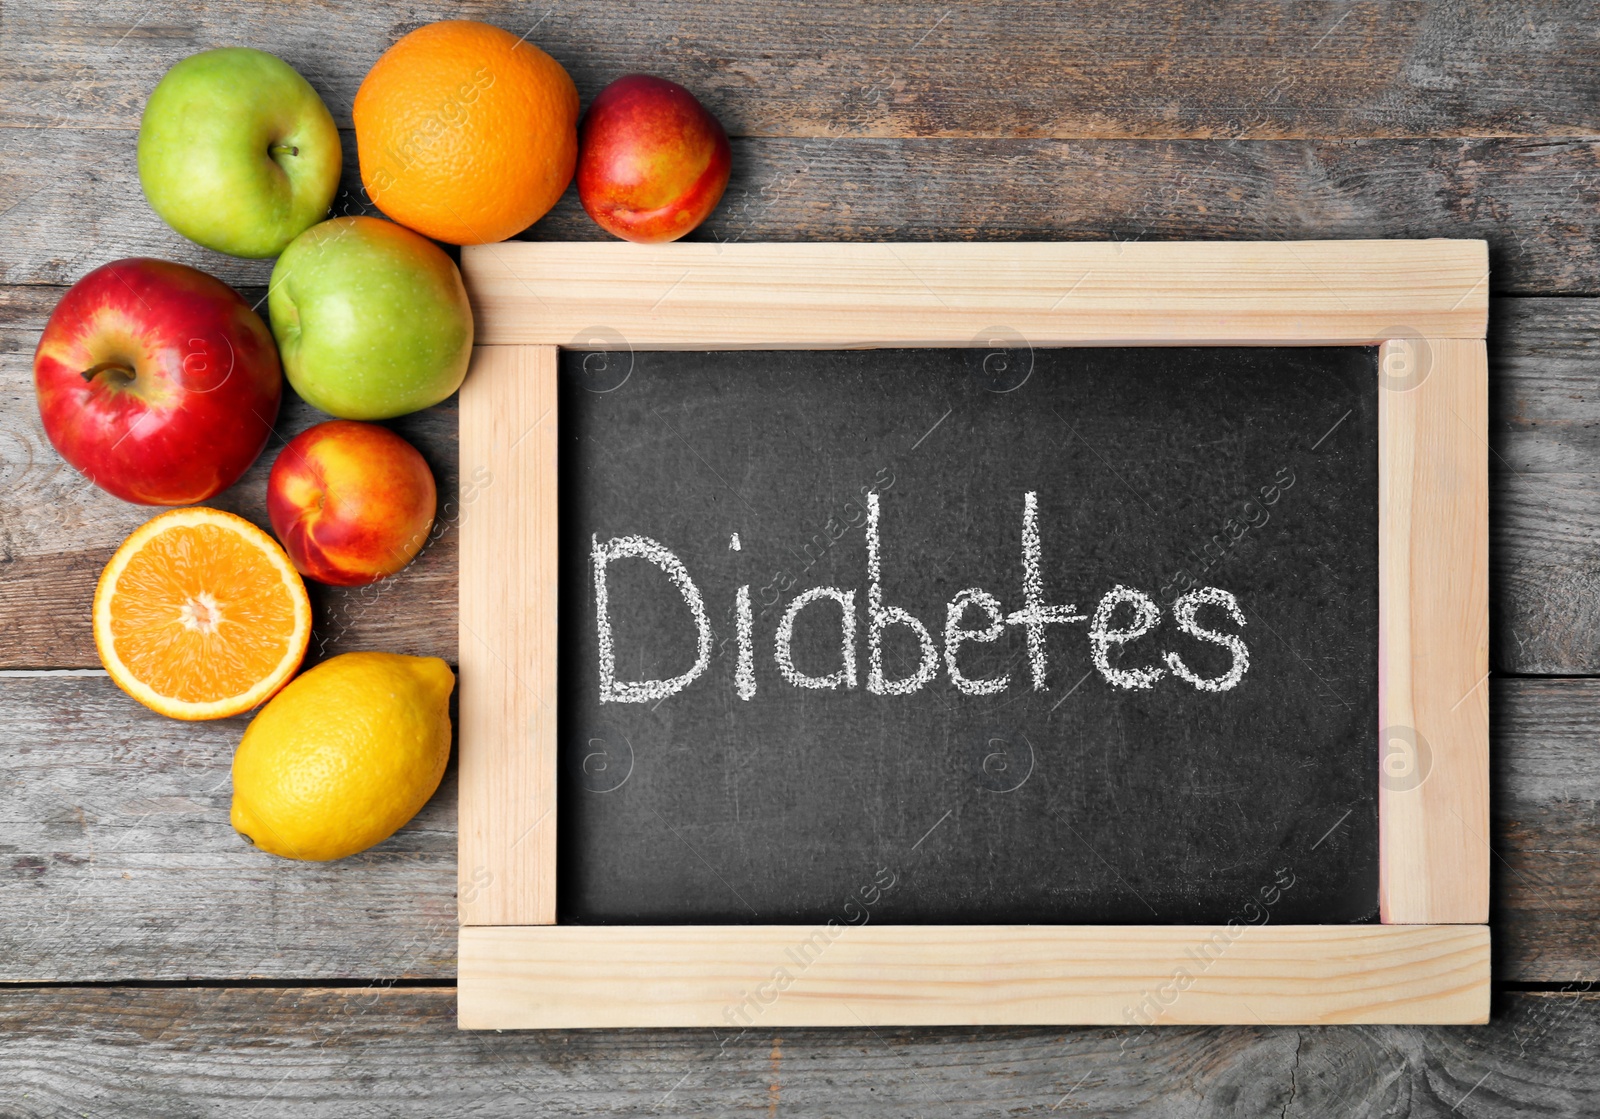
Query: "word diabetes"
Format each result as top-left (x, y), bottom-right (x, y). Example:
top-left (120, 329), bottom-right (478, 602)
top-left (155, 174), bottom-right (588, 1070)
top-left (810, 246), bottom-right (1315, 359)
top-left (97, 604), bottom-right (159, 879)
top-left (592, 493), bottom-right (1250, 703)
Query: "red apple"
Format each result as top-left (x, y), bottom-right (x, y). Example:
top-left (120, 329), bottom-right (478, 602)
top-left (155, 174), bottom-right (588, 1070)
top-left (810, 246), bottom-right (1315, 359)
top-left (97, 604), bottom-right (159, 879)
top-left (577, 74), bottom-right (731, 243)
top-left (33, 258), bottom-right (282, 505)
top-left (267, 420), bottom-right (437, 587)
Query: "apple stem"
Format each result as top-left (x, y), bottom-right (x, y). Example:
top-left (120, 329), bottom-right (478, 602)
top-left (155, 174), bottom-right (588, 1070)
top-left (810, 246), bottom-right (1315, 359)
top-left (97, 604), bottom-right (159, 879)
top-left (270, 144), bottom-right (300, 159)
top-left (81, 361), bottom-right (136, 387)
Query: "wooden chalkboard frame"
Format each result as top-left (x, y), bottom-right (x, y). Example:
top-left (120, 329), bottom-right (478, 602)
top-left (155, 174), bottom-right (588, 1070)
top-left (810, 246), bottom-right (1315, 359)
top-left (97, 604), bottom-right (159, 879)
top-left (453, 241), bottom-right (1489, 1029)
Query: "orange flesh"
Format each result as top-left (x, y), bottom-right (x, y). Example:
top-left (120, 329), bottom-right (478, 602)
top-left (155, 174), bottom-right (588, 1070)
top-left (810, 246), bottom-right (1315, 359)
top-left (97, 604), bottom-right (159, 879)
top-left (107, 523), bottom-right (301, 704)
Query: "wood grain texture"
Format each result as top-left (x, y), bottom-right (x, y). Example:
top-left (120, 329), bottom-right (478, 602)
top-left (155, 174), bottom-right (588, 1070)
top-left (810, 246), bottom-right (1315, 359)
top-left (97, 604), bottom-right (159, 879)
top-left (0, 677), bottom-right (456, 982)
top-left (1379, 339), bottom-right (1490, 924)
top-left (459, 924), bottom-right (1489, 1029)
top-left (3, 0), bottom-right (1598, 139)
top-left (1489, 299), bottom-right (1600, 672)
top-left (0, 674), bottom-right (1591, 984)
top-left (5, 987), bottom-right (1599, 1118)
top-left (463, 240), bottom-right (1489, 348)
top-left (1491, 299), bottom-right (1600, 476)
top-left (5, 128), bottom-right (1600, 293)
top-left (457, 346), bottom-right (558, 926)
top-left (0, 291), bottom-right (1591, 675)
top-left (1495, 679), bottom-right (1600, 985)
top-left (0, 0), bottom-right (1594, 1095)
top-left (1495, 475), bottom-right (1600, 676)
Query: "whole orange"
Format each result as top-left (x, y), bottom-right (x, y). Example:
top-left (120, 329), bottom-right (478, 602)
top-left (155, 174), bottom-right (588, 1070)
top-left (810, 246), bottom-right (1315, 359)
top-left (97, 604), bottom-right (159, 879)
top-left (354, 20), bottom-right (578, 245)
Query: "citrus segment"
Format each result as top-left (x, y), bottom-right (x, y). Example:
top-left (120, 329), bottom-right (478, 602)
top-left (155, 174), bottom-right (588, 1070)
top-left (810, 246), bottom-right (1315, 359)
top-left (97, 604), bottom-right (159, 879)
top-left (94, 507), bottom-right (312, 720)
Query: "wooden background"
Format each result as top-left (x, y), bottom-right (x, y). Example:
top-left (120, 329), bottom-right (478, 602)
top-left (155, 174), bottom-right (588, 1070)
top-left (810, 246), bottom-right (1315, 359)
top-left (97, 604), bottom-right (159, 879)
top-left (2, 0), bottom-right (1598, 1112)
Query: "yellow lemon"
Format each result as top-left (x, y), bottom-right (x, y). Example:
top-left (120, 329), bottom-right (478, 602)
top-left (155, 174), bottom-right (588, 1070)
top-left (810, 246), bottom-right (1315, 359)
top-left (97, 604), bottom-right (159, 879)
top-left (231, 652), bottom-right (454, 861)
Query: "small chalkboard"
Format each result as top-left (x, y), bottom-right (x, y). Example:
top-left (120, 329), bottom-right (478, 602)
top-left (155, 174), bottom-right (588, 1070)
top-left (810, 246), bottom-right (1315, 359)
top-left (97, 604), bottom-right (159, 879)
top-left (454, 241), bottom-right (1491, 1030)
top-left (557, 345), bottom-right (1378, 926)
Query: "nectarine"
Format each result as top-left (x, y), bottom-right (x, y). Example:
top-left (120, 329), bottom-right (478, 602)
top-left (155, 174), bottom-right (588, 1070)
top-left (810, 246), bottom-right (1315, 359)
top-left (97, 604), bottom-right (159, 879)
top-left (577, 75), bottom-right (731, 244)
top-left (267, 420), bottom-right (436, 587)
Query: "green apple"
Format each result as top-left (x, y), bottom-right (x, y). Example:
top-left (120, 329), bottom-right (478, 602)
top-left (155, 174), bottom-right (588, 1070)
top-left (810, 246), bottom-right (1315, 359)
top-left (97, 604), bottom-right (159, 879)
top-left (139, 48), bottom-right (341, 259)
top-left (269, 217), bottom-right (474, 420)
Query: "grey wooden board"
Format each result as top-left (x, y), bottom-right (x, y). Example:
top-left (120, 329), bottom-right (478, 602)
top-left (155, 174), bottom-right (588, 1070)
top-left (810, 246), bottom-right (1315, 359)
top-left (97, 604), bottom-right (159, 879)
top-left (0, 675), bottom-right (1590, 982)
top-left (2, 0), bottom-right (1596, 1103)
top-left (3, 987), bottom-right (1600, 1118)
top-left (1493, 678), bottom-right (1600, 981)
top-left (2, 0), bottom-right (1597, 138)
top-left (1492, 299), bottom-right (1600, 476)
top-left (0, 677), bottom-right (457, 981)
top-left (3, 128), bottom-right (1600, 292)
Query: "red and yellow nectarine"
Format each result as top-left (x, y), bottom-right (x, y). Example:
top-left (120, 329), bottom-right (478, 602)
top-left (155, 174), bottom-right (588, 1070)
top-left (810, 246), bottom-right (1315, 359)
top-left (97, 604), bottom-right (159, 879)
top-left (267, 420), bottom-right (436, 587)
top-left (577, 74), bottom-right (731, 243)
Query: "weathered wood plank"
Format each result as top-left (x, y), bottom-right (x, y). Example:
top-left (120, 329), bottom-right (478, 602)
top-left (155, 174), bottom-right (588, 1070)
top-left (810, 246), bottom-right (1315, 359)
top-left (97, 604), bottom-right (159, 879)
top-left (1495, 678), bottom-right (1600, 982)
top-left (3, 0), bottom-right (1598, 139)
top-left (1492, 299), bottom-right (1600, 476)
top-left (1, 289), bottom-right (1590, 673)
top-left (1486, 299), bottom-right (1600, 673)
top-left (0, 676), bottom-right (1590, 981)
top-left (2, 986), bottom-right (1598, 1117)
top-left (1493, 475), bottom-right (1600, 675)
top-left (3, 129), bottom-right (1600, 292)
top-left (0, 676), bottom-right (456, 981)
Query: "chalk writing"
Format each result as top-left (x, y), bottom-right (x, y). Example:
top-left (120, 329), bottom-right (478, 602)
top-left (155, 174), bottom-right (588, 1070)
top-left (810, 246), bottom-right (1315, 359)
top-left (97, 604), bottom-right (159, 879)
top-left (592, 491), bottom-right (1252, 702)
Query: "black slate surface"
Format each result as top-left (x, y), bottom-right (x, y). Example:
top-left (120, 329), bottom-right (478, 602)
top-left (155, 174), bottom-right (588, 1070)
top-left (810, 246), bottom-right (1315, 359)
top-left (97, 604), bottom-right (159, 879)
top-left (556, 345), bottom-right (1379, 925)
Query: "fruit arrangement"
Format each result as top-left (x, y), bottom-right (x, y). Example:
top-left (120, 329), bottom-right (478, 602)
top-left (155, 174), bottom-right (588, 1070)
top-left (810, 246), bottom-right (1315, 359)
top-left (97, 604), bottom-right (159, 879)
top-left (34, 23), bottom-right (732, 861)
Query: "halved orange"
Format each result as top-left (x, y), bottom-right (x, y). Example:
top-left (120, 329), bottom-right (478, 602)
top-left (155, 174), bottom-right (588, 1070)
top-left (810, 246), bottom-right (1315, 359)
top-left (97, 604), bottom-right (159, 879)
top-left (94, 508), bottom-right (312, 721)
